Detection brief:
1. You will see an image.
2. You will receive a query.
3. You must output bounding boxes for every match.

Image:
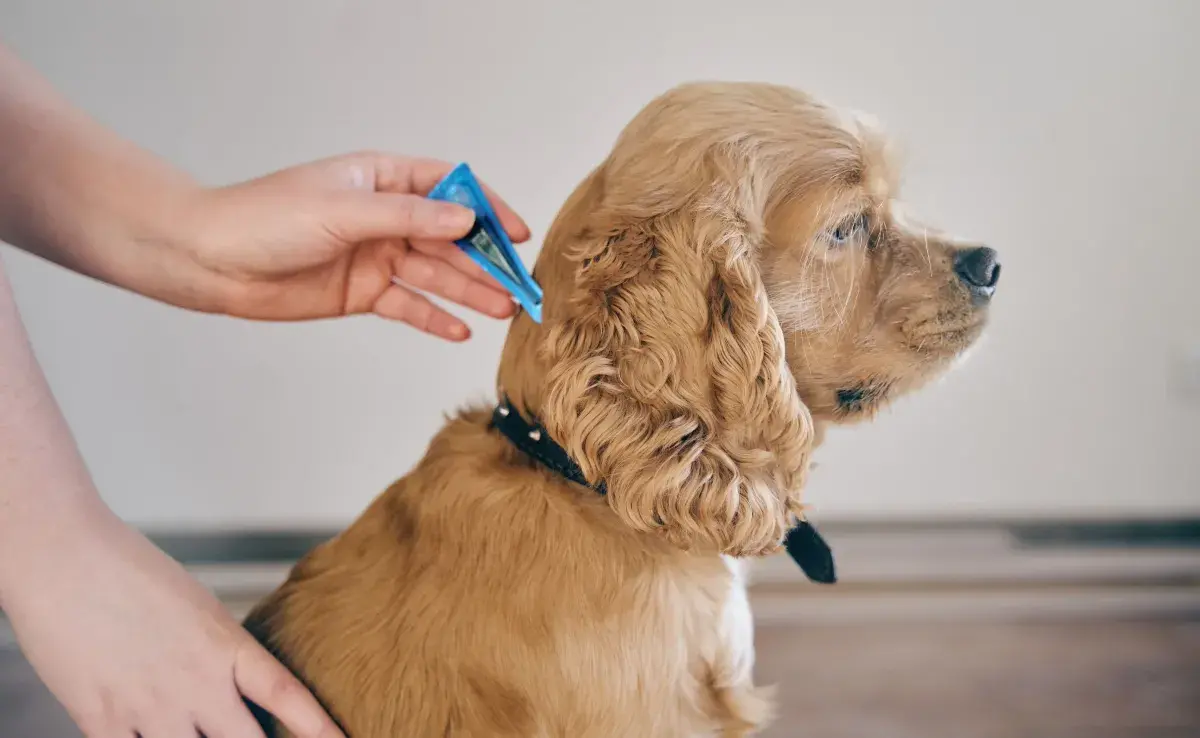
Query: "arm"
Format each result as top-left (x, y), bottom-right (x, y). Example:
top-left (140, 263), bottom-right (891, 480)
top-left (0, 46), bottom-right (220, 311)
top-left (0, 260), bottom-right (109, 597)
top-left (0, 256), bottom-right (345, 738)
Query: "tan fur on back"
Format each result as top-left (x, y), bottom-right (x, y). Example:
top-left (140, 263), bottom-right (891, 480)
top-left (247, 412), bottom-right (768, 736)
top-left (244, 82), bottom-right (996, 737)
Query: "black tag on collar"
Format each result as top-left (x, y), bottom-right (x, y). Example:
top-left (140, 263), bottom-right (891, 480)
top-left (784, 520), bottom-right (837, 584)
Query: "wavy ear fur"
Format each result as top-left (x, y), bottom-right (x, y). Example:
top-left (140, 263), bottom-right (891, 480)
top-left (541, 171), bottom-right (815, 557)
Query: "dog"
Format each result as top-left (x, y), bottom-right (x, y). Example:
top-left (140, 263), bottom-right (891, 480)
top-left (244, 81), bottom-right (1000, 737)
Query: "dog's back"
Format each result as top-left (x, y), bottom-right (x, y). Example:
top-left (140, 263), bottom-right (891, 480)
top-left (245, 409), bottom-right (767, 737)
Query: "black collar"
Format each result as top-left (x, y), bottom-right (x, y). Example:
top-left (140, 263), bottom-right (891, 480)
top-left (490, 399), bottom-right (836, 585)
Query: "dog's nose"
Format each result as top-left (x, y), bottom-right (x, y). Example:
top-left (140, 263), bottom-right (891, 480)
top-left (954, 246), bottom-right (1000, 300)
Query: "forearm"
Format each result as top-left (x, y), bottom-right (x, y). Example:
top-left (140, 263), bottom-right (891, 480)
top-left (0, 260), bottom-right (116, 606)
top-left (0, 45), bottom-right (219, 311)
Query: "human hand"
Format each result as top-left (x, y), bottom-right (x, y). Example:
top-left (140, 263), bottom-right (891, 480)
top-left (175, 153), bottom-right (533, 340)
top-left (2, 508), bottom-right (343, 738)
top-left (3, 51), bottom-right (528, 339)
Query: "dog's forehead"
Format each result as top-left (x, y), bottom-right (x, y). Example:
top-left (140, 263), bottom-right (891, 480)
top-left (827, 108), bottom-right (900, 201)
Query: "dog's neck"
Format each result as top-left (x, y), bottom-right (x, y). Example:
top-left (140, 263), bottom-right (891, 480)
top-left (486, 380), bottom-right (837, 585)
top-left (495, 313), bottom-right (548, 425)
top-left (495, 165), bottom-right (606, 420)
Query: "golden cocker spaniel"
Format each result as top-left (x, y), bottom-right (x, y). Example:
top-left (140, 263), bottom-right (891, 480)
top-left (244, 81), bottom-right (1000, 737)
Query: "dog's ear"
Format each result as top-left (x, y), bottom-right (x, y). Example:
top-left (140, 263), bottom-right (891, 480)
top-left (541, 179), bottom-right (815, 557)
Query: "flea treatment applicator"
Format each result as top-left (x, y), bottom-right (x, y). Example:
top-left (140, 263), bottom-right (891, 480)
top-left (427, 163), bottom-right (543, 323)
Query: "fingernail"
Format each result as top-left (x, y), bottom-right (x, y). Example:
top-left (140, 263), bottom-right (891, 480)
top-left (450, 322), bottom-right (470, 340)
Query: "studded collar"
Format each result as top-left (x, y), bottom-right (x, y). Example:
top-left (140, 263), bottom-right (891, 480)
top-left (489, 398), bottom-right (837, 585)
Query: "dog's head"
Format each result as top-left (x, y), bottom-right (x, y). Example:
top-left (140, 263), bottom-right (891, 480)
top-left (497, 82), bottom-right (998, 557)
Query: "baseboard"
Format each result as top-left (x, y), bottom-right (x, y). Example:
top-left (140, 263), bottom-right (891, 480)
top-left (135, 516), bottom-right (1200, 590)
top-left (135, 516), bottom-right (1200, 563)
top-left (748, 525), bottom-right (1200, 587)
top-left (3, 518), bottom-right (1198, 649)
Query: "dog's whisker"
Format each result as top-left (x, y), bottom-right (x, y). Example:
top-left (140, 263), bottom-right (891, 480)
top-left (921, 226), bottom-right (934, 276)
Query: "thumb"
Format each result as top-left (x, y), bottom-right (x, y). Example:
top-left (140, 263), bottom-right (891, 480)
top-left (323, 192), bottom-right (476, 244)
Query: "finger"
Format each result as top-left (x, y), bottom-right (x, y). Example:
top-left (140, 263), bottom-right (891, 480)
top-left (323, 192), bottom-right (476, 244)
top-left (393, 251), bottom-right (515, 320)
top-left (233, 642), bottom-right (344, 738)
top-left (365, 156), bottom-right (530, 243)
top-left (197, 693), bottom-right (268, 738)
top-left (410, 238), bottom-right (506, 291)
top-left (375, 282), bottom-right (472, 341)
top-left (259, 153), bottom-right (531, 243)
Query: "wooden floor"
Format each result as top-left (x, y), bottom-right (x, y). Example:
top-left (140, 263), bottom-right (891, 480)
top-left (754, 620), bottom-right (1200, 738)
top-left (3, 619), bottom-right (1198, 738)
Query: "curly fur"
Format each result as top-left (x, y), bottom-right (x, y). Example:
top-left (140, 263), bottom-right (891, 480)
top-left (244, 81), bottom-right (996, 737)
top-left (541, 192), bottom-right (813, 558)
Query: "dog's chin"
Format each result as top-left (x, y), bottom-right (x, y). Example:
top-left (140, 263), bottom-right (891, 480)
top-left (945, 331), bottom-right (987, 374)
top-left (902, 316), bottom-right (988, 358)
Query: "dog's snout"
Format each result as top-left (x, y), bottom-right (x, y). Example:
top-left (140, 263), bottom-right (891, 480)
top-left (954, 246), bottom-right (1000, 301)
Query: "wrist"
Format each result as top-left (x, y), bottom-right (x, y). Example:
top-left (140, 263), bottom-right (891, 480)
top-left (105, 182), bottom-right (242, 314)
top-left (0, 483), bottom-right (117, 609)
top-left (11, 169), bottom-right (235, 315)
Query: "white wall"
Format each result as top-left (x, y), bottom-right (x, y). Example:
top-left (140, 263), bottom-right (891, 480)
top-left (1, 0), bottom-right (1197, 529)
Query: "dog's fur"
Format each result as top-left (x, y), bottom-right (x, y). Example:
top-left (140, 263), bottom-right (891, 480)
top-left (244, 82), bottom-right (998, 737)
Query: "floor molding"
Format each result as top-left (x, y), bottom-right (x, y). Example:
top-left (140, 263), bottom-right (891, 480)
top-left (136, 516), bottom-right (1200, 564)
top-left (3, 518), bottom-right (1197, 648)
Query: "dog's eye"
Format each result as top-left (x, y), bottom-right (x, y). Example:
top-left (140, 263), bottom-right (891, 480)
top-left (826, 214), bottom-right (869, 246)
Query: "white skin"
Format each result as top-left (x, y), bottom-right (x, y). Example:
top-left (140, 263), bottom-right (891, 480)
top-left (0, 44), bottom-right (531, 738)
